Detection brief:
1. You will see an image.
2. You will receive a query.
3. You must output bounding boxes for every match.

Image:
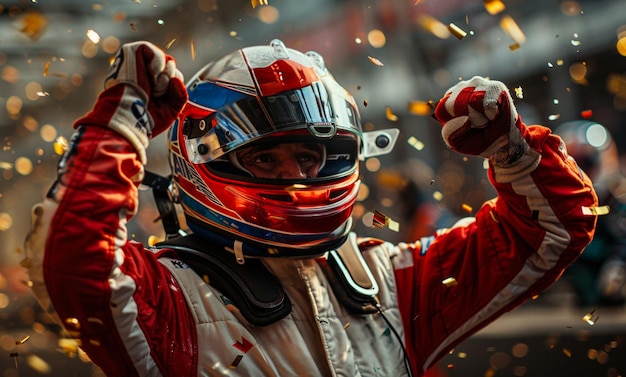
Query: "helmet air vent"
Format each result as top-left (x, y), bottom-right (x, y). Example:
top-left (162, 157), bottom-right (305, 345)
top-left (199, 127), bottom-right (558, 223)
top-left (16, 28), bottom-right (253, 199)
top-left (270, 39), bottom-right (290, 60)
top-left (307, 121), bottom-right (336, 138)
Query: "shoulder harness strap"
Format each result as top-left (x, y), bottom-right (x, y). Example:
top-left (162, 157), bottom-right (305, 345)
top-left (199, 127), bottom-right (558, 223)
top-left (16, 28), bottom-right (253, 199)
top-left (155, 233), bottom-right (380, 325)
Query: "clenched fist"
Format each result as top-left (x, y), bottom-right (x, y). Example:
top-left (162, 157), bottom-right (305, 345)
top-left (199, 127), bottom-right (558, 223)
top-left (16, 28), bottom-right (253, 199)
top-left (433, 76), bottom-right (527, 166)
top-left (74, 41), bottom-right (188, 164)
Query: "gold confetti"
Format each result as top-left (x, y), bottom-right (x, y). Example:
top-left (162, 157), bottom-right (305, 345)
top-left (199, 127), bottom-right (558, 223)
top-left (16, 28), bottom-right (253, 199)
top-left (442, 277), bottom-right (458, 287)
top-left (371, 210), bottom-right (400, 232)
top-left (582, 310), bottom-right (599, 325)
top-left (53, 136), bottom-right (69, 155)
top-left (461, 203), bottom-right (473, 213)
top-left (190, 39), bottom-right (196, 61)
top-left (385, 106), bottom-right (398, 121)
top-left (16, 335), bottom-right (30, 345)
top-left (164, 38), bottom-right (176, 50)
top-left (483, 0), bottom-right (506, 15)
top-left (43, 61), bottom-right (50, 77)
top-left (562, 348), bottom-right (572, 358)
top-left (514, 86), bottom-right (523, 99)
top-left (367, 56), bottom-right (384, 66)
top-left (581, 205), bottom-right (610, 216)
top-left (448, 23), bottom-right (467, 40)
top-left (407, 136), bottom-right (424, 151)
top-left (343, 322), bottom-right (351, 329)
top-left (14, 11), bottom-right (49, 41)
top-left (251, 0), bottom-right (269, 8)
top-left (65, 317), bottom-right (80, 329)
top-left (407, 100), bottom-right (431, 116)
top-left (509, 42), bottom-right (521, 51)
top-left (500, 15), bottom-right (526, 46)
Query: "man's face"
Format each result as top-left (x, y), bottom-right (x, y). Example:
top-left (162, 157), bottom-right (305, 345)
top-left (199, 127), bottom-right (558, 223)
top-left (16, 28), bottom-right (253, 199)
top-left (236, 142), bottom-right (325, 179)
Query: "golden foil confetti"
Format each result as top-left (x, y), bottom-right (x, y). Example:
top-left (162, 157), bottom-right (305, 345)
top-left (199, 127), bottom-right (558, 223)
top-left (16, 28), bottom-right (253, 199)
top-left (461, 203), bottom-right (473, 213)
top-left (367, 56), bottom-right (384, 66)
top-left (164, 38), bottom-right (176, 50)
top-left (581, 205), bottom-right (610, 216)
top-left (385, 106), bottom-right (398, 121)
top-left (53, 136), bottom-right (69, 155)
top-left (563, 348), bottom-right (572, 358)
top-left (190, 39), bottom-right (196, 61)
top-left (448, 23), bottom-right (467, 40)
top-left (14, 11), bottom-right (49, 41)
top-left (86, 29), bottom-right (101, 44)
top-left (371, 210), bottom-right (400, 232)
top-left (43, 61), bottom-right (50, 77)
top-left (514, 86), bottom-right (523, 99)
top-left (407, 100), bottom-right (431, 116)
top-left (483, 0), bottom-right (506, 15)
top-left (343, 322), bottom-right (351, 329)
top-left (16, 335), bottom-right (30, 344)
top-left (508, 42), bottom-right (521, 51)
top-left (251, 0), bottom-right (269, 8)
top-left (442, 277), bottom-right (458, 287)
top-left (582, 310), bottom-right (599, 325)
top-left (500, 15), bottom-right (526, 45)
top-left (408, 136), bottom-right (425, 151)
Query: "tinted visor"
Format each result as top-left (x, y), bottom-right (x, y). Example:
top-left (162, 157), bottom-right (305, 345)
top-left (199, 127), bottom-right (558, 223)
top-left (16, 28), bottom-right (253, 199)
top-left (183, 81), bottom-right (360, 164)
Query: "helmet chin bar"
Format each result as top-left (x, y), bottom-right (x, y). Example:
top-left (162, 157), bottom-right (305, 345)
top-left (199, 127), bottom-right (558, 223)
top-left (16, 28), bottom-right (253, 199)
top-left (361, 128), bottom-right (400, 159)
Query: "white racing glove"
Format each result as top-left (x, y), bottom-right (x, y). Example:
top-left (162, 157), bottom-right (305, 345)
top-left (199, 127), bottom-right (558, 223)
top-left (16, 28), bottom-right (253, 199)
top-left (74, 41), bottom-right (187, 164)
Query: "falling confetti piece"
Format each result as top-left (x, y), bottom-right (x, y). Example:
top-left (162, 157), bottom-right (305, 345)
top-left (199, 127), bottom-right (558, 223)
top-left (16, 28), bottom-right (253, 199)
top-left (500, 15), bottom-right (526, 46)
top-left (408, 136), bottom-right (425, 151)
top-left (563, 348), bottom-right (572, 358)
top-left (461, 203), bottom-right (473, 213)
top-left (86, 29), bottom-right (101, 44)
top-left (483, 0), bottom-right (506, 15)
top-left (442, 277), bottom-right (458, 287)
top-left (43, 61), bottom-right (50, 77)
top-left (580, 109), bottom-right (593, 118)
top-left (164, 38), bottom-right (176, 50)
top-left (16, 335), bottom-right (30, 345)
top-left (367, 56), bottom-right (384, 66)
top-left (14, 11), bottom-right (49, 41)
top-left (251, 0), bottom-right (269, 8)
top-left (448, 23), bottom-right (467, 40)
top-left (371, 210), bottom-right (400, 232)
top-left (582, 310), bottom-right (599, 325)
top-left (385, 106), bottom-right (398, 121)
top-left (581, 205), bottom-right (610, 216)
top-left (407, 100), bottom-right (431, 116)
top-left (190, 39), bottom-right (196, 61)
top-left (514, 86), bottom-right (523, 99)
top-left (508, 43), bottom-right (521, 51)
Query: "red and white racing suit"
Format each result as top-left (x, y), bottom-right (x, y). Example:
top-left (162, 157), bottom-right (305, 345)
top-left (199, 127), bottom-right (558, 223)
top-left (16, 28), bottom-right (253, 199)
top-left (24, 124), bottom-right (597, 376)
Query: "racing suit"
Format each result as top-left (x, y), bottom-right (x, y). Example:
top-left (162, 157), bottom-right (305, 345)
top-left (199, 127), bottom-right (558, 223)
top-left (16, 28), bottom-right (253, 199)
top-left (22, 118), bottom-right (597, 376)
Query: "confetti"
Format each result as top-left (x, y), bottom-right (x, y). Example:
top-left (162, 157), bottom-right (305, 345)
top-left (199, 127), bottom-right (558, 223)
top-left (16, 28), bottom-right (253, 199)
top-left (514, 86), bottom-right (523, 99)
top-left (582, 310), bottom-right (599, 325)
top-left (191, 39), bottom-right (196, 61)
top-left (230, 354), bottom-right (243, 368)
top-left (581, 205), bottom-right (610, 216)
top-left (448, 23), bottom-right (467, 40)
top-left (86, 29), bottom-right (101, 44)
top-left (562, 348), bottom-right (572, 358)
top-left (442, 277), bottom-right (458, 287)
top-left (367, 56), bottom-right (384, 66)
top-left (461, 203), bottom-right (473, 213)
top-left (14, 11), bottom-right (48, 41)
top-left (385, 106), bottom-right (398, 121)
top-left (548, 114), bottom-right (561, 121)
top-left (407, 136), bottom-right (425, 151)
top-left (251, 0), bottom-right (269, 8)
top-left (581, 109), bottom-right (593, 118)
top-left (43, 61), bottom-right (50, 77)
top-left (407, 100), bottom-right (431, 116)
top-left (371, 210), bottom-right (400, 232)
top-left (164, 38), bottom-right (176, 50)
top-left (16, 335), bottom-right (30, 344)
top-left (500, 15), bottom-right (526, 46)
top-left (508, 43), bottom-right (521, 51)
top-left (483, 0), bottom-right (506, 15)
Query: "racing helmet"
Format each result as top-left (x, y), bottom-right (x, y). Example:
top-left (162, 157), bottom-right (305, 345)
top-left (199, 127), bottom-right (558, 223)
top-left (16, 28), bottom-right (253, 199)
top-left (169, 39), bottom-right (398, 257)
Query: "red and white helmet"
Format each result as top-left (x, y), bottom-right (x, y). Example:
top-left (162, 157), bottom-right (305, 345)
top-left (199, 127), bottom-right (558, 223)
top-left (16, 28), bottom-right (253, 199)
top-left (169, 39), bottom-right (398, 257)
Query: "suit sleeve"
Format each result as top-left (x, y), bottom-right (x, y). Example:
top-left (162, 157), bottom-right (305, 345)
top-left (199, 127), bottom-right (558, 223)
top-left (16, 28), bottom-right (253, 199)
top-left (391, 125), bottom-right (598, 374)
top-left (23, 126), bottom-right (196, 377)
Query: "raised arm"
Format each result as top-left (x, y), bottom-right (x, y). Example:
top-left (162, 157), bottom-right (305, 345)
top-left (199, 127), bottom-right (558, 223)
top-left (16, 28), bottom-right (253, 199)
top-left (391, 76), bottom-right (598, 373)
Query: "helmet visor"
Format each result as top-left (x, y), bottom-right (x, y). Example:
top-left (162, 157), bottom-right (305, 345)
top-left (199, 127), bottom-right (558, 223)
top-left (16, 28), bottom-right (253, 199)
top-left (183, 81), bottom-right (360, 164)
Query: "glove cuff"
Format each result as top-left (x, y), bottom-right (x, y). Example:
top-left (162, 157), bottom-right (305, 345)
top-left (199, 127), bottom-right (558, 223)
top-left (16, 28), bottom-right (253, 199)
top-left (491, 147), bottom-right (541, 183)
top-left (74, 84), bottom-right (151, 164)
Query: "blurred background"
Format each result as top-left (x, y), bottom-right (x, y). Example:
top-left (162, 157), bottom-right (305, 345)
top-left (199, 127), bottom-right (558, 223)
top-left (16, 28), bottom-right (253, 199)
top-left (1, 0), bottom-right (625, 375)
